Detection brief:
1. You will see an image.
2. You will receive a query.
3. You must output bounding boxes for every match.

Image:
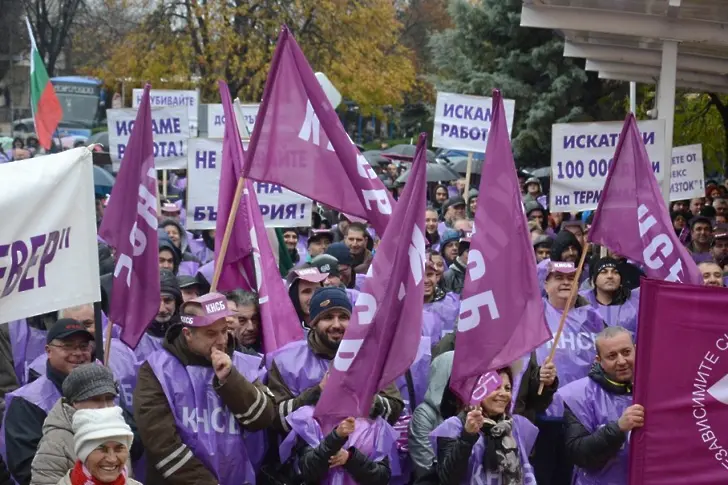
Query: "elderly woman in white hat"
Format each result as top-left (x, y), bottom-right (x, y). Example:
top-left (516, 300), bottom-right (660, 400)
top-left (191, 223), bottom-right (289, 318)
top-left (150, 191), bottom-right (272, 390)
top-left (57, 406), bottom-right (142, 485)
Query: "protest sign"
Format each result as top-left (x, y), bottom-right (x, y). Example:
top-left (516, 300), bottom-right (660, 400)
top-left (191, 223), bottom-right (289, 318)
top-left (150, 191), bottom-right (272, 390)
top-left (107, 107), bottom-right (190, 170)
top-left (186, 138), bottom-right (312, 229)
top-left (0, 148), bottom-right (100, 322)
top-left (550, 120), bottom-right (666, 212)
top-left (207, 103), bottom-right (259, 139)
top-left (670, 144), bottom-right (705, 201)
top-left (433, 92), bottom-right (515, 153)
top-left (132, 88), bottom-right (199, 134)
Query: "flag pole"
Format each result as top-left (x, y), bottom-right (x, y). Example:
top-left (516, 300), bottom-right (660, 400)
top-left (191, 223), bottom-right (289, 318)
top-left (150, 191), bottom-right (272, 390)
top-left (210, 176), bottom-right (245, 292)
top-left (463, 152), bottom-right (474, 206)
top-left (538, 243), bottom-right (590, 395)
top-left (103, 320), bottom-right (114, 366)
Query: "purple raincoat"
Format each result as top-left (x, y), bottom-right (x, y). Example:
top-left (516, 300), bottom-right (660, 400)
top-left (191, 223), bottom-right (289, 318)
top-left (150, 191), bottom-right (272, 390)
top-left (395, 337), bottom-right (431, 414)
top-left (147, 349), bottom-right (267, 485)
top-left (134, 332), bottom-right (164, 362)
top-left (558, 377), bottom-right (631, 485)
top-left (430, 415), bottom-right (538, 485)
top-left (8, 320), bottom-right (47, 385)
top-left (296, 237), bottom-right (309, 262)
top-left (535, 301), bottom-right (606, 416)
top-left (423, 293), bottom-right (460, 342)
top-left (580, 288), bottom-right (640, 335)
top-left (345, 288), bottom-right (360, 306)
top-left (279, 406), bottom-right (400, 485)
top-left (178, 260), bottom-right (201, 276)
top-left (353, 273), bottom-right (366, 291)
top-left (271, 340), bottom-right (329, 394)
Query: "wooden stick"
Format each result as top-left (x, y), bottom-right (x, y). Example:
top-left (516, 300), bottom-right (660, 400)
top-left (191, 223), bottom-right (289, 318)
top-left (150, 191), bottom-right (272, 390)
top-left (210, 176), bottom-right (246, 292)
top-left (162, 169), bottom-right (168, 199)
top-left (463, 152), bottom-right (474, 205)
top-left (538, 243), bottom-right (590, 395)
top-left (103, 320), bottom-right (114, 367)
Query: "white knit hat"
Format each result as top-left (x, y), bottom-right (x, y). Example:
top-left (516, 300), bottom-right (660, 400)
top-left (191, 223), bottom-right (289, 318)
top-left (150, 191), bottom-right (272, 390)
top-left (72, 407), bottom-right (134, 464)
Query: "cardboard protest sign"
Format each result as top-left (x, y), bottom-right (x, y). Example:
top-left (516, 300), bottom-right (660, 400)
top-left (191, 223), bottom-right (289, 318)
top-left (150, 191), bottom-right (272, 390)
top-left (0, 148), bottom-right (100, 322)
top-left (207, 103), bottom-right (259, 139)
top-left (107, 107), bottom-right (190, 170)
top-left (186, 138), bottom-right (312, 229)
top-left (433, 92), bottom-right (515, 153)
top-left (132, 88), bottom-right (199, 135)
top-left (550, 120), bottom-right (666, 212)
top-left (670, 144), bottom-right (705, 201)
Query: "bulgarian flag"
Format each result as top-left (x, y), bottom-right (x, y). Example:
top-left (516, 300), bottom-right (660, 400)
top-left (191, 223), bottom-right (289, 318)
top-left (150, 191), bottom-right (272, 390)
top-left (25, 18), bottom-right (62, 150)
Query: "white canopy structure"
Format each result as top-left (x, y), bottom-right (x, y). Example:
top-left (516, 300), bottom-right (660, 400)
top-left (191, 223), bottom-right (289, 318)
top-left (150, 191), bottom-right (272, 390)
top-left (520, 0), bottom-right (728, 199)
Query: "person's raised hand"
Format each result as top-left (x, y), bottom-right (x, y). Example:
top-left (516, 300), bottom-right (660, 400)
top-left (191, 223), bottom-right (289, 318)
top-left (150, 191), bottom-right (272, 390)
top-left (539, 362), bottom-right (557, 387)
top-left (336, 417), bottom-right (356, 438)
top-left (464, 408), bottom-right (485, 434)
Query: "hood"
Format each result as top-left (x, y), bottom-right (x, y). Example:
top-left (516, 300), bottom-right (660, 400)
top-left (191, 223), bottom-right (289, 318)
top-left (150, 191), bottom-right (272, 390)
top-left (42, 400), bottom-right (75, 435)
top-left (423, 351), bottom-right (454, 410)
top-left (588, 362), bottom-right (632, 395)
top-left (158, 234), bottom-right (182, 272)
top-left (159, 218), bottom-right (189, 253)
top-left (551, 230), bottom-right (582, 262)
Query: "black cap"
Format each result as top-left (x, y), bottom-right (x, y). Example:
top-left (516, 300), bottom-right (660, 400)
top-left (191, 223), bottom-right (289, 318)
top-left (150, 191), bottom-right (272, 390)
top-left (442, 196), bottom-right (466, 213)
top-left (176, 275), bottom-right (199, 289)
top-left (46, 318), bottom-right (93, 344)
top-left (325, 242), bottom-right (354, 266)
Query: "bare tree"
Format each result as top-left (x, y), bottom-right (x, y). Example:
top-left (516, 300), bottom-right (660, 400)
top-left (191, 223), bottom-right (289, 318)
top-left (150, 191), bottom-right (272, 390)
top-left (23, 0), bottom-right (85, 76)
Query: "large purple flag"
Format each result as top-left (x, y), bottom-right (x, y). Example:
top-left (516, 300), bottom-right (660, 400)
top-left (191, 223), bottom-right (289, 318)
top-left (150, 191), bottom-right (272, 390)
top-left (449, 90), bottom-right (551, 403)
top-left (588, 114), bottom-right (702, 285)
top-left (215, 81), bottom-right (303, 353)
top-left (98, 84), bottom-right (160, 349)
top-left (242, 26), bottom-right (394, 236)
top-left (314, 133), bottom-right (429, 428)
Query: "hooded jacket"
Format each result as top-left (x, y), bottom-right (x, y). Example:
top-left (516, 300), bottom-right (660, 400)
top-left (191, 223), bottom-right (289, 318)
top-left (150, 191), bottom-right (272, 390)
top-left (550, 230), bottom-right (582, 262)
top-left (133, 325), bottom-right (275, 485)
top-left (442, 258), bottom-right (466, 295)
top-left (159, 218), bottom-right (191, 256)
top-left (267, 329), bottom-right (404, 434)
top-left (158, 236), bottom-right (182, 274)
top-left (408, 351), bottom-right (456, 478)
top-left (29, 400), bottom-right (75, 485)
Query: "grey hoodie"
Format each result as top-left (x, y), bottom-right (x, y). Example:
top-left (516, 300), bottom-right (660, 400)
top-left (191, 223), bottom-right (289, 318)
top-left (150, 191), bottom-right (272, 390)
top-left (407, 351), bottom-right (454, 479)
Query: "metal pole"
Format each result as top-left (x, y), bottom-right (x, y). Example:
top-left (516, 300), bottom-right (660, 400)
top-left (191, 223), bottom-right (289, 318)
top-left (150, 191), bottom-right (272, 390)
top-left (629, 82), bottom-right (637, 114)
top-left (657, 40), bottom-right (678, 204)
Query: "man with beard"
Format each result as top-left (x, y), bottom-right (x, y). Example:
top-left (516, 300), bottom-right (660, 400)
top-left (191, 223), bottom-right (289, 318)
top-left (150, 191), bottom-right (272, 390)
top-left (550, 229), bottom-right (582, 264)
top-left (134, 269), bottom-right (183, 361)
top-left (711, 228), bottom-right (728, 268)
top-left (582, 258), bottom-right (639, 334)
top-left (134, 293), bottom-right (274, 484)
top-left (344, 222), bottom-right (373, 274)
top-left (267, 287), bottom-right (403, 435)
top-left (560, 327), bottom-right (640, 485)
top-left (442, 237), bottom-right (469, 295)
top-left (2, 320), bottom-right (93, 485)
top-left (698, 261), bottom-right (725, 287)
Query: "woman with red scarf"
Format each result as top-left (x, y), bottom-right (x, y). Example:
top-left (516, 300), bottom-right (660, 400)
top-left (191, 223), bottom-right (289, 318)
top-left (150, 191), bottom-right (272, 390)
top-left (58, 407), bottom-right (142, 485)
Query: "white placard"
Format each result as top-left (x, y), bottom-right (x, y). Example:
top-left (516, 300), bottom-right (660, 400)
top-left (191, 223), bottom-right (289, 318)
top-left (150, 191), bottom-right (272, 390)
top-left (186, 138), bottom-right (313, 229)
top-left (107, 107), bottom-right (190, 170)
top-left (550, 120), bottom-right (666, 212)
top-left (0, 148), bottom-right (100, 322)
top-left (133, 89), bottom-right (199, 135)
top-left (207, 103), bottom-right (259, 139)
top-left (669, 144), bottom-right (704, 201)
top-left (433, 92), bottom-right (516, 152)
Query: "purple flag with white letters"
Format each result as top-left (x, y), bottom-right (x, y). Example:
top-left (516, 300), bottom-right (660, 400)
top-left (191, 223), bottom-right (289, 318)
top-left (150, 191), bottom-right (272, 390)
top-left (242, 26), bottom-right (394, 235)
top-left (588, 114), bottom-right (702, 285)
top-left (449, 90), bottom-right (551, 403)
top-left (98, 84), bottom-right (160, 349)
top-left (314, 133), bottom-right (428, 429)
top-left (215, 81), bottom-right (303, 353)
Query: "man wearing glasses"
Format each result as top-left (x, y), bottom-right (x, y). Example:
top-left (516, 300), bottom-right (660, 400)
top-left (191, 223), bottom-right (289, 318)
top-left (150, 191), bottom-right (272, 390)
top-left (1, 319), bottom-right (93, 485)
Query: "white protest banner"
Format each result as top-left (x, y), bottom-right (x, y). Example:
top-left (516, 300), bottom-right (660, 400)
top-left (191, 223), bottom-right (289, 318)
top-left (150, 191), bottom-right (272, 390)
top-left (670, 144), bottom-right (704, 201)
top-left (133, 88), bottom-right (199, 135)
top-left (0, 148), bottom-right (100, 322)
top-left (107, 107), bottom-right (190, 171)
top-left (186, 138), bottom-right (312, 229)
top-left (433, 92), bottom-right (516, 153)
top-left (207, 103), bottom-right (259, 139)
top-left (550, 120), bottom-right (666, 212)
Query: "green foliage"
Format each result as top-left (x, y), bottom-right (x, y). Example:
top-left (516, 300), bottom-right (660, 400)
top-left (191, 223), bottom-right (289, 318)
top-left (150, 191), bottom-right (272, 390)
top-left (427, 0), bottom-right (628, 167)
top-left (673, 93), bottom-right (727, 174)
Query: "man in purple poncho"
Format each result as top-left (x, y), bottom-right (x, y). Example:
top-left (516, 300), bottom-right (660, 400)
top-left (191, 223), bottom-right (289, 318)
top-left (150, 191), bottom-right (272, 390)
top-left (134, 269), bottom-right (182, 362)
top-left (133, 292), bottom-right (275, 485)
top-left (560, 326), bottom-right (641, 485)
top-left (581, 257), bottom-right (639, 335)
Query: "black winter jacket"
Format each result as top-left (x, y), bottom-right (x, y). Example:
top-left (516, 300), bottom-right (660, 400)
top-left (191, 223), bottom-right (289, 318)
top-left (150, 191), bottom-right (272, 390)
top-left (563, 364), bottom-right (631, 471)
top-left (297, 429), bottom-right (391, 485)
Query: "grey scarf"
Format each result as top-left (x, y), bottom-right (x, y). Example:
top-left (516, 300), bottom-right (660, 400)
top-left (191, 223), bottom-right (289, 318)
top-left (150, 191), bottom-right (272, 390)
top-left (482, 417), bottom-right (522, 485)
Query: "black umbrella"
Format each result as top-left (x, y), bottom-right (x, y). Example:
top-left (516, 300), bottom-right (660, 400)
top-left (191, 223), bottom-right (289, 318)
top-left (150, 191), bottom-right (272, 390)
top-left (88, 131), bottom-right (109, 151)
top-left (362, 150), bottom-right (390, 165)
top-left (94, 165), bottom-right (115, 196)
top-left (382, 144), bottom-right (436, 162)
top-left (396, 163), bottom-right (461, 184)
top-left (446, 156), bottom-right (484, 174)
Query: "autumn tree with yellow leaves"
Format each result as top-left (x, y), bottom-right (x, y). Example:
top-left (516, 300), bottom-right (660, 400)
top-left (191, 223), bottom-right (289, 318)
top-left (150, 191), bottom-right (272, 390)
top-left (77, 0), bottom-right (415, 113)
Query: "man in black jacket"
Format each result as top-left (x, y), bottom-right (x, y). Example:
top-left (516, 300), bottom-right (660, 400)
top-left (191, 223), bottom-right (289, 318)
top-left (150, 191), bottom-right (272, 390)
top-left (560, 326), bottom-right (643, 484)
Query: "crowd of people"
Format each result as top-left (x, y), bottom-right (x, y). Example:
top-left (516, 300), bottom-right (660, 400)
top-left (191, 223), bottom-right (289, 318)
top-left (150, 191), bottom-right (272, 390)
top-left (0, 156), bottom-right (726, 485)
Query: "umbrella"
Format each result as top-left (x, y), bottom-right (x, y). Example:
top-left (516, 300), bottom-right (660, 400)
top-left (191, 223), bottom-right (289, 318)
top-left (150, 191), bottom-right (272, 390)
top-left (88, 131), bottom-right (109, 151)
top-left (362, 150), bottom-right (390, 165)
top-left (529, 166), bottom-right (551, 178)
top-left (382, 144), bottom-right (436, 162)
top-left (446, 155), bottom-right (485, 175)
top-left (94, 165), bottom-right (115, 196)
top-left (396, 163), bottom-right (461, 184)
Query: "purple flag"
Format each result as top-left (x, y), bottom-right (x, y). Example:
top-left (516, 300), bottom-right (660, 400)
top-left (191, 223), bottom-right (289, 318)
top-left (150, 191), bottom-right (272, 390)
top-left (98, 84), bottom-right (160, 349)
top-left (314, 133), bottom-right (429, 428)
top-left (449, 90), bottom-right (551, 403)
top-left (588, 114), bottom-right (702, 285)
top-left (215, 81), bottom-right (303, 354)
top-left (242, 26), bottom-right (394, 236)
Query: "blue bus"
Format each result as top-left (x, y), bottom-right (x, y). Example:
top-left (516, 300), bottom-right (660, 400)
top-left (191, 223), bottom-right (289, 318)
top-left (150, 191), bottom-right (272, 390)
top-left (13, 76), bottom-right (107, 138)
